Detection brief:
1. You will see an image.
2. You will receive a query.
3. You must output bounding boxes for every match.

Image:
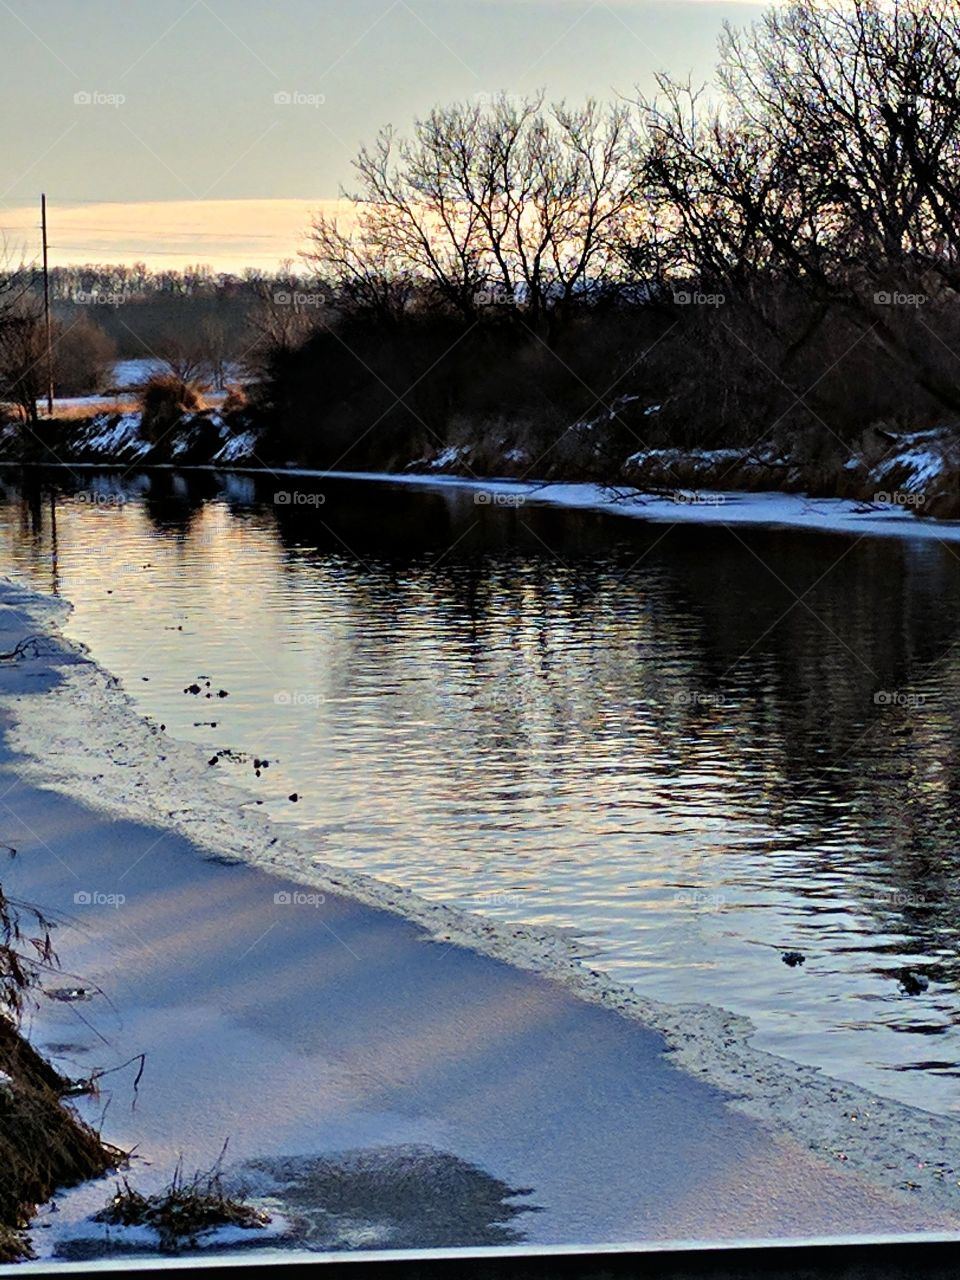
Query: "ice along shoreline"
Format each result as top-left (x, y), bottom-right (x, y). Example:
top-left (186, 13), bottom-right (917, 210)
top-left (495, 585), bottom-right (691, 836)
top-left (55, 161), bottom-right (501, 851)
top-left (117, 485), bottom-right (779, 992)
top-left (1, 576), bottom-right (960, 1222)
top-left (276, 470), bottom-right (960, 542)
top-left (5, 459), bottom-right (960, 542)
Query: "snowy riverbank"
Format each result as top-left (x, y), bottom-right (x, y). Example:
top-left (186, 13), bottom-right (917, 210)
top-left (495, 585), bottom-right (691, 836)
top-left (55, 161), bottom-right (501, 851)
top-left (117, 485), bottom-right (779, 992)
top-left (2, 407), bottom-right (958, 529)
top-left (276, 468), bottom-right (960, 542)
top-left (0, 577), bottom-right (959, 1260)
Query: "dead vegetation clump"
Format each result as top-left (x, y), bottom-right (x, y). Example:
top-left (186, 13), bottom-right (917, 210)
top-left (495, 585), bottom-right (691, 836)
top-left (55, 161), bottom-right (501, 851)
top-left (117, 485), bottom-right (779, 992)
top-left (221, 384), bottom-right (248, 414)
top-left (95, 1146), bottom-right (270, 1253)
top-left (138, 373), bottom-right (202, 442)
top-left (51, 398), bottom-right (138, 422)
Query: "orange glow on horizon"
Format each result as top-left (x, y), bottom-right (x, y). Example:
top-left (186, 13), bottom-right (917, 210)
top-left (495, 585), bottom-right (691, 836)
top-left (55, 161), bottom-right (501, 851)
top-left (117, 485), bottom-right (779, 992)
top-left (0, 197), bottom-right (358, 275)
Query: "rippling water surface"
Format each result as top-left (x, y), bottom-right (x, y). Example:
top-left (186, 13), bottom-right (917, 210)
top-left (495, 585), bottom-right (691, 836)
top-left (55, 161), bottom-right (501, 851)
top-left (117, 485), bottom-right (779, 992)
top-left (1, 469), bottom-right (958, 1114)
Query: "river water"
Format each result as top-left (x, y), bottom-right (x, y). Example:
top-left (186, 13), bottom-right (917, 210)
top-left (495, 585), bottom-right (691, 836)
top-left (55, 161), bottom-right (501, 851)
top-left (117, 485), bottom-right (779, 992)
top-left (1, 468), bottom-right (958, 1116)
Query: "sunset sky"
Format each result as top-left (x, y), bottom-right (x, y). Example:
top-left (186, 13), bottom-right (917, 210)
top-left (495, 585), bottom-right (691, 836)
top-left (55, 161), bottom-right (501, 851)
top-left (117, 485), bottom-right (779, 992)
top-left (1, 0), bottom-right (777, 272)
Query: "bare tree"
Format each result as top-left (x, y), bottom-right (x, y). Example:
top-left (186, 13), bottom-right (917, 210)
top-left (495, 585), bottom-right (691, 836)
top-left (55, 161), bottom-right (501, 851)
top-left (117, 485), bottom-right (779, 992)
top-left (199, 315), bottom-right (231, 391)
top-left (305, 95), bottom-right (637, 341)
top-left (0, 294), bottom-right (46, 425)
top-left (304, 216), bottom-right (415, 324)
top-left (633, 0), bottom-right (960, 413)
top-left (241, 274), bottom-right (330, 382)
top-left (0, 245), bottom-right (49, 423)
top-left (155, 331), bottom-right (207, 386)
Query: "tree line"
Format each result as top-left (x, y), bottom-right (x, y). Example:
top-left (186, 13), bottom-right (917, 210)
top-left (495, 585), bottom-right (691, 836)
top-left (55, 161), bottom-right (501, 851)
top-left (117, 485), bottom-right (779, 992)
top-left (4, 0), bottom-right (960, 486)
top-left (0, 262), bottom-right (307, 421)
top-left (262, 0), bottom-right (960, 477)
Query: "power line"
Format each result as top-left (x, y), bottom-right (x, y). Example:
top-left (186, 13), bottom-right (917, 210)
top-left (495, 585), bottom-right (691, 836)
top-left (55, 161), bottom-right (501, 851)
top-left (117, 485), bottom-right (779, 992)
top-left (45, 228), bottom-right (298, 239)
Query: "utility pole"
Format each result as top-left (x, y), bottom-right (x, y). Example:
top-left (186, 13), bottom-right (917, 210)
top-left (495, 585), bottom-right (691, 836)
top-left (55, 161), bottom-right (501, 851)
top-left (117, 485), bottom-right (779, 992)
top-left (41, 193), bottom-right (54, 416)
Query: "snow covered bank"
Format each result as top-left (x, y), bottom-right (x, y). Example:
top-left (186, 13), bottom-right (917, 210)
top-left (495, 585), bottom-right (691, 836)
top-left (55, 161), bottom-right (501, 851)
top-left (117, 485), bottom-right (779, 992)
top-left (109, 358), bottom-right (246, 393)
top-left (413, 420), bottom-right (960, 519)
top-left (620, 427), bottom-right (960, 515)
top-left (242, 468), bottom-right (960, 542)
top-left (2, 408), bottom-right (957, 528)
top-left (0, 408), bottom-right (261, 469)
top-left (2, 579), bottom-right (960, 1233)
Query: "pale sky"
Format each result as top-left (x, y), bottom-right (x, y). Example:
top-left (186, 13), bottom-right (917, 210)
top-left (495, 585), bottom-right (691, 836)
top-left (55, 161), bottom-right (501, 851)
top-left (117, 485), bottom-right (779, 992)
top-left (0, 0), bottom-right (777, 271)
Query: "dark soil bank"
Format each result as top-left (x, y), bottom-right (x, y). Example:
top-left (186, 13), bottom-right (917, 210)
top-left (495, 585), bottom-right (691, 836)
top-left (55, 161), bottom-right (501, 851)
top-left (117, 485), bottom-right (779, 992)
top-left (2, 411), bottom-right (958, 519)
top-left (0, 1018), bottom-right (116, 1261)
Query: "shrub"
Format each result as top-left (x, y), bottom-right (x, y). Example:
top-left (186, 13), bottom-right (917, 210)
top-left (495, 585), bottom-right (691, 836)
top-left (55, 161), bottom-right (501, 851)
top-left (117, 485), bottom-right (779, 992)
top-left (53, 315), bottom-right (117, 396)
top-left (138, 373), bottom-right (202, 442)
top-left (221, 384), bottom-right (247, 415)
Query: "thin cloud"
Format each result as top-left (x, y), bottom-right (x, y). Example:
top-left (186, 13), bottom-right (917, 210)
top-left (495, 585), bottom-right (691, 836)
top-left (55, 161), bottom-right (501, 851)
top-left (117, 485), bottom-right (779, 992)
top-left (0, 198), bottom-right (352, 273)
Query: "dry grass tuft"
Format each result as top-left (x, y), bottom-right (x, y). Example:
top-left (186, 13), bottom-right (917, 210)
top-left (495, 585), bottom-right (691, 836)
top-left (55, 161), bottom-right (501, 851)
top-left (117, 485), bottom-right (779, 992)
top-left (49, 399), bottom-right (137, 422)
top-left (96, 1145), bottom-right (270, 1253)
top-left (0, 883), bottom-right (119, 1260)
top-left (138, 374), bottom-right (202, 442)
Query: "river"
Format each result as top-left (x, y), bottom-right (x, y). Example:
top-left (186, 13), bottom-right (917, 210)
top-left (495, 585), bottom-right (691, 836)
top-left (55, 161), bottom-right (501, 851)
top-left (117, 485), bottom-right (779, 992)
top-left (1, 467), bottom-right (958, 1117)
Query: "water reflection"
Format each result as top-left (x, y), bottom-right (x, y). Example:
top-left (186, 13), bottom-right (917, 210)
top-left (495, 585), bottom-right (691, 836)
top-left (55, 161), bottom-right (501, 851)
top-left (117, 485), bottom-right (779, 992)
top-left (0, 469), bottom-right (958, 1113)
